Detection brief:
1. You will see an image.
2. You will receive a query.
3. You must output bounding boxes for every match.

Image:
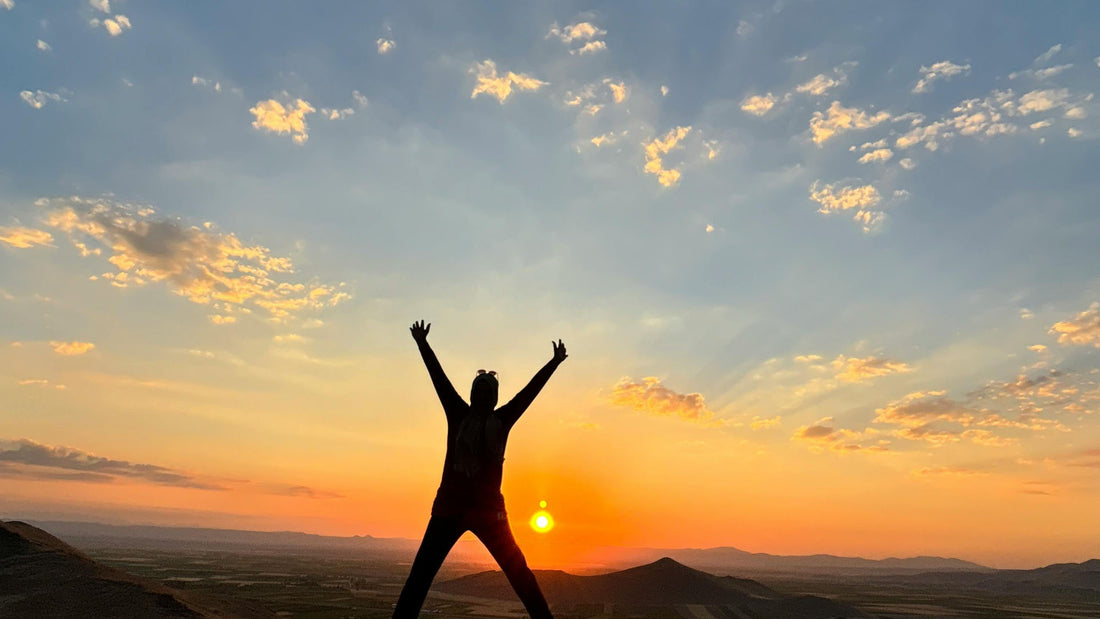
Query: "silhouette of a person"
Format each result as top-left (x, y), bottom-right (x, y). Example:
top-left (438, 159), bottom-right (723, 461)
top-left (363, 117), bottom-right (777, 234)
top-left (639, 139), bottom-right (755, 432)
top-left (392, 320), bottom-right (566, 619)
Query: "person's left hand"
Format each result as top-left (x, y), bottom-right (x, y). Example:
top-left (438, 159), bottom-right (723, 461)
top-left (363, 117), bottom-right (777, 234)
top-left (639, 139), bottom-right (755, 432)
top-left (552, 339), bottom-right (567, 363)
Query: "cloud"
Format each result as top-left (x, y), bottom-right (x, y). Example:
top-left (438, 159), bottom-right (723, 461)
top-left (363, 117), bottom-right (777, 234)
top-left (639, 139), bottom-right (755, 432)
top-left (321, 107), bottom-right (354, 120)
top-left (606, 80), bottom-right (628, 103)
top-left (642, 126), bottom-right (691, 188)
top-left (913, 60), bottom-right (971, 93)
top-left (791, 417), bottom-right (886, 453)
top-left (873, 391), bottom-right (1027, 446)
top-left (36, 39), bottom-right (50, 52)
top-left (610, 376), bottom-right (712, 423)
top-left (18, 379), bottom-right (65, 390)
top-left (273, 333), bottom-right (308, 344)
top-left (740, 93), bottom-right (777, 116)
top-left (352, 90), bottom-right (368, 108)
top-left (1029, 344), bottom-right (1048, 353)
top-left (831, 355), bottom-right (911, 382)
top-left (571, 40), bottom-right (607, 55)
top-left (0, 225), bottom-right (53, 248)
top-left (1, 0), bottom-right (12, 10)
top-left (19, 90), bottom-right (65, 109)
top-left (912, 466), bottom-right (982, 478)
top-left (1067, 127), bottom-right (1082, 138)
top-left (810, 101), bottom-right (891, 144)
top-left (1049, 303), bottom-right (1100, 347)
top-left (470, 60), bottom-right (547, 104)
top-left (90, 14), bottom-right (132, 37)
top-left (250, 98), bottom-right (314, 144)
top-left (89, 0), bottom-right (109, 13)
top-left (0, 438), bottom-right (224, 490)
top-left (50, 341), bottom-right (95, 356)
top-left (1017, 89), bottom-right (1071, 115)
top-left (1035, 43), bottom-right (1062, 65)
top-left (376, 38), bottom-right (395, 54)
top-left (808, 181), bottom-right (884, 233)
top-left (1010, 64), bottom-right (1073, 81)
top-left (858, 148), bottom-right (893, 164)
top-left (40, 196), bottom-right (349, 321)
top-left (751, 415), bottom-right (781, 430)
top-left (898, 158), bottom-right (917, 170)
top-left (547, 21), bottom-right (606, 43)
top-left (795, 64), bottom-right (857, 97)
top-left (794, 354), bottom-right (822, 363)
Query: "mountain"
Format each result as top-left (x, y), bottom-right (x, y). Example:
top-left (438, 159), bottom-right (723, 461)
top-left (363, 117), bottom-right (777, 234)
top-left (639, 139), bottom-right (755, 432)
top-left (436, 557), bottom-right (867, 617)
top-left (0, 520), bottom-right (276, 618)
top-left (885, 558), bottom-right (1100, 597)
top-left (600, 544), bottom-right (990, 574)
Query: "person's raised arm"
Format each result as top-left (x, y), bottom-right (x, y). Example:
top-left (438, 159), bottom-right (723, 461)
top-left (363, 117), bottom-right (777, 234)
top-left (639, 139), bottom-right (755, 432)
top-left (410, 320), bottom-right (464, 416)
top-left (499, 339), bottom-right (567, 428)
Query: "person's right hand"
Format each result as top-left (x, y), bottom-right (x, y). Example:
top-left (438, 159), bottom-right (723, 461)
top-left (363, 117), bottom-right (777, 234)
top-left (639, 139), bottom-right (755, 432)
top-left (552, 339), bottom-right (567, 363)
top-left (410, 319), bottom-right (430, 344)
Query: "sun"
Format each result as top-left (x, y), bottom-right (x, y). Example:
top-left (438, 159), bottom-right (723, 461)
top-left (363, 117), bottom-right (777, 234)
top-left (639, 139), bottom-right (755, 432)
top-left (529, 500), bottom-right (555, 533)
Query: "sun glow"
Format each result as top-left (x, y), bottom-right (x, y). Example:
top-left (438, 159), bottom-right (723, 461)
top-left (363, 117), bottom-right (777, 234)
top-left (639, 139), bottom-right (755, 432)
top-left (530, 500), bottom-right (554, 533)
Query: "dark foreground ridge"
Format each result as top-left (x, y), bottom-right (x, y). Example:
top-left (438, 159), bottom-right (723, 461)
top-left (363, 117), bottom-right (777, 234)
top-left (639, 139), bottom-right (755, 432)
top-left (436, 556), bottom-right (868, 618)
top-left (0, 520), bottom-right (275, 618)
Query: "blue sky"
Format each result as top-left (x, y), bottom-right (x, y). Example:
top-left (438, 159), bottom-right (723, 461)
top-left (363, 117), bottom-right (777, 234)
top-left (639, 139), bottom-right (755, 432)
top-left (2, 1), bottom-right (1100, 566)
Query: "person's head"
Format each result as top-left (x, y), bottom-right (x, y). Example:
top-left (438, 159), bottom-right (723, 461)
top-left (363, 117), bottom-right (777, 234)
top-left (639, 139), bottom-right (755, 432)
top-left (470, 369), bottom-right (498, 410)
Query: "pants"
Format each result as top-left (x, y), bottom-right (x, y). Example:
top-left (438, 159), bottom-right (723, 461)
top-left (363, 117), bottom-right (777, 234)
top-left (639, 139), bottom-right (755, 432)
top-left (392, 511), bottom-right (552, 618)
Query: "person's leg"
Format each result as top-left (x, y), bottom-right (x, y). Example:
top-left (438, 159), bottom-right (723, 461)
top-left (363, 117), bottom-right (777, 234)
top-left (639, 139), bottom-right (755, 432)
top-left (471, 513), bottom-right (553, 619)
top-left (392, 515), bottom-right (465, 619)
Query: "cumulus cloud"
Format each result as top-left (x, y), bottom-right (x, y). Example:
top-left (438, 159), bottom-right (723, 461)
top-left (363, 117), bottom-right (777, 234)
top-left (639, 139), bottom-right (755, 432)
top-left (808, 181), bottom-right (884, 232)
top-left (40, 197), bottom-right (349, 322)
top-left (642, 126), bottom-right (691, 188)
top-left (791, 417), bottom-right (886, 453)
top-left (19, 90), bottom-right (65, 109)
top-left (1, 0), bottom-right (13, 10)
top-left (1017, 88), bottom-right (1071, 115)
top-left (740, 93), bottom-right (777, 116)
top-left (898, 158), bottom-right (917, 170)
top-left (872, 391), bottom-right (1033, 446)
top-left (50, 341), bottom-right (95, 356)
top-left (89, 0), bottom-right (109, 13)
top-left (0, 225), bottom-right (53, 248)
top-left (470, 60), bottom-right (546, 104)
top-left (36, 40), bottom-right (51, 52)
top-left (810, 101), bottom-right (890, 144)
top-left (831, 355), bottom-right (911, 383)
top-left (610, 376), bottom-right (712, 423)
top-left (250, 98), bottom-right (314, 144)
top-left (913, 60), bottom-right (971, 93)
top-left (376, 38), bottom-right (395, 54)
top-left (1049, 303), bottom-right (1100, 347)
top-left (547, 21), bottom-right (606, 43)
top-left (0, 438), bottom-right (224, 489)
top-left (321, 106), bottom-right (354, 120)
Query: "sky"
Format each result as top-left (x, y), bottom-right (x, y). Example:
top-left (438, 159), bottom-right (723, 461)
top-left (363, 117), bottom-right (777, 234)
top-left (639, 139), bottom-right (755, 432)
top-left (2, 1), bottom-right (1100, 570)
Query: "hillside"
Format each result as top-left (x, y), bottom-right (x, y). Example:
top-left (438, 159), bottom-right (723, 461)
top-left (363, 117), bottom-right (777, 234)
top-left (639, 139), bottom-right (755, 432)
top-left (0, 520), bottom-right (275, 618)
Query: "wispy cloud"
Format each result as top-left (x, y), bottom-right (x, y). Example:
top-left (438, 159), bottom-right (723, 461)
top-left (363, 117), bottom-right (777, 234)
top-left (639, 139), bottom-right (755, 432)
top-left (0, 225), bottom-right (53, 248)
top-left (0, 438), bottom-right (224, 490)
top-left (470, 60), bottom-right (546, 104)
top-left (791, 417), bottom-right (887, 453)
top-left (547, 21), bottom-right (606, 44)
top-left (250, 98), bottom-right (314, 144)
top-left (740, 93), bottom-right (777, 116)
top-left (912, 60), bottom-right (971, 93)
top-left (376, 38), bottom-right (395, 54)
top-left (831, 355), bottom-right (911, 382)
top-left (40, 197), bottom-right (350, 322)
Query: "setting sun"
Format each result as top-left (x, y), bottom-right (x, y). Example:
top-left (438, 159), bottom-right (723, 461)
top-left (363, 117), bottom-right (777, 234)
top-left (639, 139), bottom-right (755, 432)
top-left (530, 501), bottom-right (555, 533)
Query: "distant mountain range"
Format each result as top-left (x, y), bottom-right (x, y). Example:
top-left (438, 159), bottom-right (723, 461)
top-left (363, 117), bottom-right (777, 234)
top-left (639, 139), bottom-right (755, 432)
top-left (0, 520), bottom-right (275, 618)
top-left (437, 556), bottom-right (868, 618)
top-left (598, 544), bottom-right (990, 573)
top-left (29, 519), bottom-right (990, 573)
